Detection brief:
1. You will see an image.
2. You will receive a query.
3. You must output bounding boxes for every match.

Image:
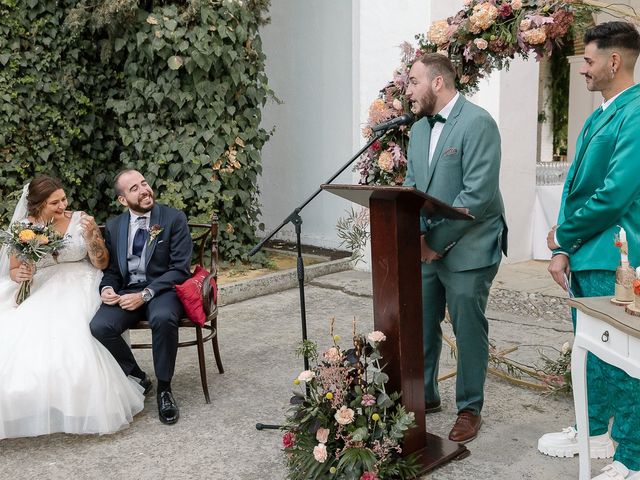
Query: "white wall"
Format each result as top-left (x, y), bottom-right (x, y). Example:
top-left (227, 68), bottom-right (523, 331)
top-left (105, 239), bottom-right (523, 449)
top-left (260, 0), bottom-right (434, 249)
top-left (259, 1), bottom-right (355, 248)
top-left (259, 0), bottom-right (541, 263)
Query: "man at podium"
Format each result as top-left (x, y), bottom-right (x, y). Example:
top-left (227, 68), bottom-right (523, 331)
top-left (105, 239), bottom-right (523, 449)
top-left (403, 53), bottom-right (508, 443)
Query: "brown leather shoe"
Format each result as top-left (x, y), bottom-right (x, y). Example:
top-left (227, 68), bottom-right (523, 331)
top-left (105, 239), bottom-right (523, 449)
top-left (448, 411), bottom-right (482, 443)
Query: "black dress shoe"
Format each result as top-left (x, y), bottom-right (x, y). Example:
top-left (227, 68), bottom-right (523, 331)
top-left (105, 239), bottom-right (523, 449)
top-left (139, 374), bottom-right (153, 396)
top-left (157, 391), bottom-right (180, 425)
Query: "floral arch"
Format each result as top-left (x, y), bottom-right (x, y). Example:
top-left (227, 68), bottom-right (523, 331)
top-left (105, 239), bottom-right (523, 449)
top-left (356, 0), bottom-right (638, 186)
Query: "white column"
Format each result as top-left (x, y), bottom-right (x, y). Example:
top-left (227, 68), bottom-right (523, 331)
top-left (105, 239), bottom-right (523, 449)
top-left (478, 58), bottom-right (540, 264)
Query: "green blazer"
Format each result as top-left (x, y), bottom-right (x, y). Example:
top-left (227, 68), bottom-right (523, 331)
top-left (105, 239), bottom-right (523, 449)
top-left (556, 83), bottom-right (640, 272)
top-left (404, 95), bottom-right (507, 272)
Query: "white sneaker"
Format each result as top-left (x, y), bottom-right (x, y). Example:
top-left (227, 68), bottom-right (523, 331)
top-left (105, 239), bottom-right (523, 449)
top-left (537, 426), bottom-right (614, 459)
top-left (592, 461), bottom-right (640, 479)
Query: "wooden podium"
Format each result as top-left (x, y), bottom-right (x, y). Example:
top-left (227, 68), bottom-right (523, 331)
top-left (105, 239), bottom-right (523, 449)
top-left (322, 184), bottom-right (472, 474)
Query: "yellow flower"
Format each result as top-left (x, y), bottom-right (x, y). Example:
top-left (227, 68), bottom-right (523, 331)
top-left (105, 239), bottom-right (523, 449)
top-left (18, 229), bottom-right (36, 243)
top-left (325, 392), bottom-right (334, 400)
top-left (372, 413), bottom-right (380, 422)
top-left (293, 379), bottom-right (300, 385)
top-left (329, 467), bottom-right (337, 474)
top-left (333, 335), bottom-right (341, 342)
top-left (35, 234), bottom-right (49, 245)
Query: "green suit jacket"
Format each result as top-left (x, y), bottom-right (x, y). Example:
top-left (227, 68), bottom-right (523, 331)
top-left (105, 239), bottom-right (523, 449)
top-left (404, 95), bottom-right (507, 272)
top-left (556, 84), bottom-right (640, 271)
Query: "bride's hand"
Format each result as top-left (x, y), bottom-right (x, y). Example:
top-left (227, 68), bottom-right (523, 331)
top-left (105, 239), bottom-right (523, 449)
top-left (14, 263), bottom-right (34, 282)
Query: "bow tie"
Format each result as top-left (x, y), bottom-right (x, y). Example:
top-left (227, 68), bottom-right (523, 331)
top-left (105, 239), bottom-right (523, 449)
top-left (427, 114), bottom-right (446, 128)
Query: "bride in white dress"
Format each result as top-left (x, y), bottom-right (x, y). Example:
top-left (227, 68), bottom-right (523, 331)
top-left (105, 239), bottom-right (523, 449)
top-left (0, 175), bottom-right (144, 439)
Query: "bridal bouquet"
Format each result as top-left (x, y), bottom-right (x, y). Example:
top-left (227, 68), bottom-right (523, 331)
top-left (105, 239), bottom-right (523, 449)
top-left (0, 220), bottom-right (66, 304)
top-left (282, 321), bottom-right (420, 480)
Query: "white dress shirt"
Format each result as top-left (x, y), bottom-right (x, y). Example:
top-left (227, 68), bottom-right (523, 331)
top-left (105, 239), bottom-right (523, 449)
top-left (429, 92), bottom-right (460, 166)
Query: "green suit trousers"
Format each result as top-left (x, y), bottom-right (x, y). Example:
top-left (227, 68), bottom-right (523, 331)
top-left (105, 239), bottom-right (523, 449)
top-left (421, 261), bottom-right (499, 415)
top-left (572, 270), bottom-right (640, 470)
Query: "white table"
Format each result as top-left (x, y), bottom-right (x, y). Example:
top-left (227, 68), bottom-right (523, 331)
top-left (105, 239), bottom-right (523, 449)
top-left (570, 297), bottom-right (640, 480)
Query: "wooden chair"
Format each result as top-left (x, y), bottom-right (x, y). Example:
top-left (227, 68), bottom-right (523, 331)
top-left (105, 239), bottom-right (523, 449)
top-left (129, 213), bottom-right (224, 404)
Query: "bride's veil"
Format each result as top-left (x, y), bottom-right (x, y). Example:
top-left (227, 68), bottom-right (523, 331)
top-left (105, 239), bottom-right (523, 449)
top-left (0, 184), bottom-right (29, 280)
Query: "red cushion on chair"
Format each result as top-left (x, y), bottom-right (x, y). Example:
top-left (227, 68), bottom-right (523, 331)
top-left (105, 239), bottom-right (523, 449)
top-left (175, 265), bottom-right (217, 327)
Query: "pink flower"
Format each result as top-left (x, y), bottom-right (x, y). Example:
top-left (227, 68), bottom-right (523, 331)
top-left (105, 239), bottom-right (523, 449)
top-left (371, 140), bottom-right (381, 152)
top-left (361, 394), bottom-right (376, 407)
top-left (282, 431), bottom-right (295, 449)
top-left (392, 98), bottom-right (403, 111)
top-left (361, 472), bottom-right (379, 480)
top-left (323, 347), bottom-right (342, 364)
top-left (474, 38), bottom-right (488, 50)
top-left (334, 405), bottom-right (355, 425)
top-left (316, 427), bottom-right (330, 443)
top-left (497, 2), bottom-right (512, 17)
top-left (313, 443), bottom-right (328, 463)
top-left (511, 0), bottom-right (522, 9)
top-left (367, 331), bottom-right (386, 343)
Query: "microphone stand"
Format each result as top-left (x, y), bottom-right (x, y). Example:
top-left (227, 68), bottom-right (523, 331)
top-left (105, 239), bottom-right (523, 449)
top-left (254, 130), bottom-right (386, 431)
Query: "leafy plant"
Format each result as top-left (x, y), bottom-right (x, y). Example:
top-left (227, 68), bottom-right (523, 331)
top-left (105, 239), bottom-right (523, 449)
top-left (0, 0), bottom-right (273, 262)
top-left (282, 322), bottom-right (420, 480)
top-left (336, 207), bottom-right (370, 265)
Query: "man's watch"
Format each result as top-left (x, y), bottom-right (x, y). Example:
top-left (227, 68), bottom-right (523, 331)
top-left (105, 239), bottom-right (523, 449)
top-left (141, 288), bottom-right (154, 303)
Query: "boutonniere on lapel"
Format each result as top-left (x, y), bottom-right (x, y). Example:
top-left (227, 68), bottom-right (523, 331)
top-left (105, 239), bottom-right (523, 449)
top-left (148, 224), bottom-right (163, 246)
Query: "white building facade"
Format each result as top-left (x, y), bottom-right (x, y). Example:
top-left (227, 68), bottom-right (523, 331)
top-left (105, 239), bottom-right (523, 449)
top-left (258, 0), bottom-right (640, 265)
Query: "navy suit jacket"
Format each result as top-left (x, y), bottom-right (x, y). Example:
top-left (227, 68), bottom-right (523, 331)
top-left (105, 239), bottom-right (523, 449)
top-left (100, 203), bottom-right (192, 295)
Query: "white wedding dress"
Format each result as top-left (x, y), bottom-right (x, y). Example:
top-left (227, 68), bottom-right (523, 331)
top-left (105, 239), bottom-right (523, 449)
top-left (0, 211), bottom-right (144, 439)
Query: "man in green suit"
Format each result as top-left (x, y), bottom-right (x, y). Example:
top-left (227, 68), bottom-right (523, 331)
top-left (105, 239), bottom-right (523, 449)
top-left (537, 22), bottom-right (640, 479)
top-left (403, 53), bottom-right (507, 443)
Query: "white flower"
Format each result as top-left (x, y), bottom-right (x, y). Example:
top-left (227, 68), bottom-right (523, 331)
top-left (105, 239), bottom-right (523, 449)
top-left (313, 443), bottom-right (327, 462)
top-left (367, 331), bottom-right (386, 343)
top-left (297, 370), bottom-right (315, 382)
top-left (334, 405), bottom-right (355, 425)
top-left (561, 342), bottom-right (571, 355)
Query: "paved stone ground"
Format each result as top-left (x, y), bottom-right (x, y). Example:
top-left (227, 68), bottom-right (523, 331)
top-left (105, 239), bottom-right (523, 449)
top-left (0, 262), bottom-right (611, 479)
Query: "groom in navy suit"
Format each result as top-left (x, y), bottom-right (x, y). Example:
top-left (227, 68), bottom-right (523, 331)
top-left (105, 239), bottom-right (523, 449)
top-left (90, 169), bottom-right (192, 425)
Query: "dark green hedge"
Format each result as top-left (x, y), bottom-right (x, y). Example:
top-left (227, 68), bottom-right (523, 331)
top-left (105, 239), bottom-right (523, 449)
top-left (0, 0), bottom-right (272, 261)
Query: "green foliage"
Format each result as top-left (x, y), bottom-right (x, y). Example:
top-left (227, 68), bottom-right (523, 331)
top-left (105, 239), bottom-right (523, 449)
top-left (548, 35), bottom-right (573, 157)
top-left (283, 331), bottom-right (420, 480)
top-left (336, 207), bottom-right (370, 265)
top-left (0, 0), bottom-right (273, 262)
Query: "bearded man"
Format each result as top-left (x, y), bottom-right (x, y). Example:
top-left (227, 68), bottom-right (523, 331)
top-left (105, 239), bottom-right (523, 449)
top-left (538, 21), bottom-right (640, 480)
top-left (90, 169), bottom-right (192, 425)
top-left (403, 53), bottom-right (508, 443)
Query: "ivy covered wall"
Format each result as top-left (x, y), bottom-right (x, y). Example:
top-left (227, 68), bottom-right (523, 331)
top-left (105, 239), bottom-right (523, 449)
top-left (0, 0), bottom-right (272, 261)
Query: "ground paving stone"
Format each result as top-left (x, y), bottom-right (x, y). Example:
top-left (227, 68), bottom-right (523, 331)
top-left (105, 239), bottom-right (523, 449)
top-left (0, 262), bottom-right (608, 479)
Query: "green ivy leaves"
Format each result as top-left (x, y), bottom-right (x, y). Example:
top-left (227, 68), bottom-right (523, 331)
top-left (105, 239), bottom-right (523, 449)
top-left (1, 0), bottom-right (273, 262)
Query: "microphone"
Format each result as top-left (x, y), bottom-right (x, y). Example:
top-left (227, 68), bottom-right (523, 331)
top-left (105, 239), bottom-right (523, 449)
top-left (371, 113), bottom-right (414, 133)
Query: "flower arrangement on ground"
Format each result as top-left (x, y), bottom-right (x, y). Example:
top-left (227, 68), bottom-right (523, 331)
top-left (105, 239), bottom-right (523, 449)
top-left (0, 220), bottom-right (66, 304)
top-left (282, 321), bottom-right (420, 480)
top-left (356, 0), bottom-right (599, 186)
